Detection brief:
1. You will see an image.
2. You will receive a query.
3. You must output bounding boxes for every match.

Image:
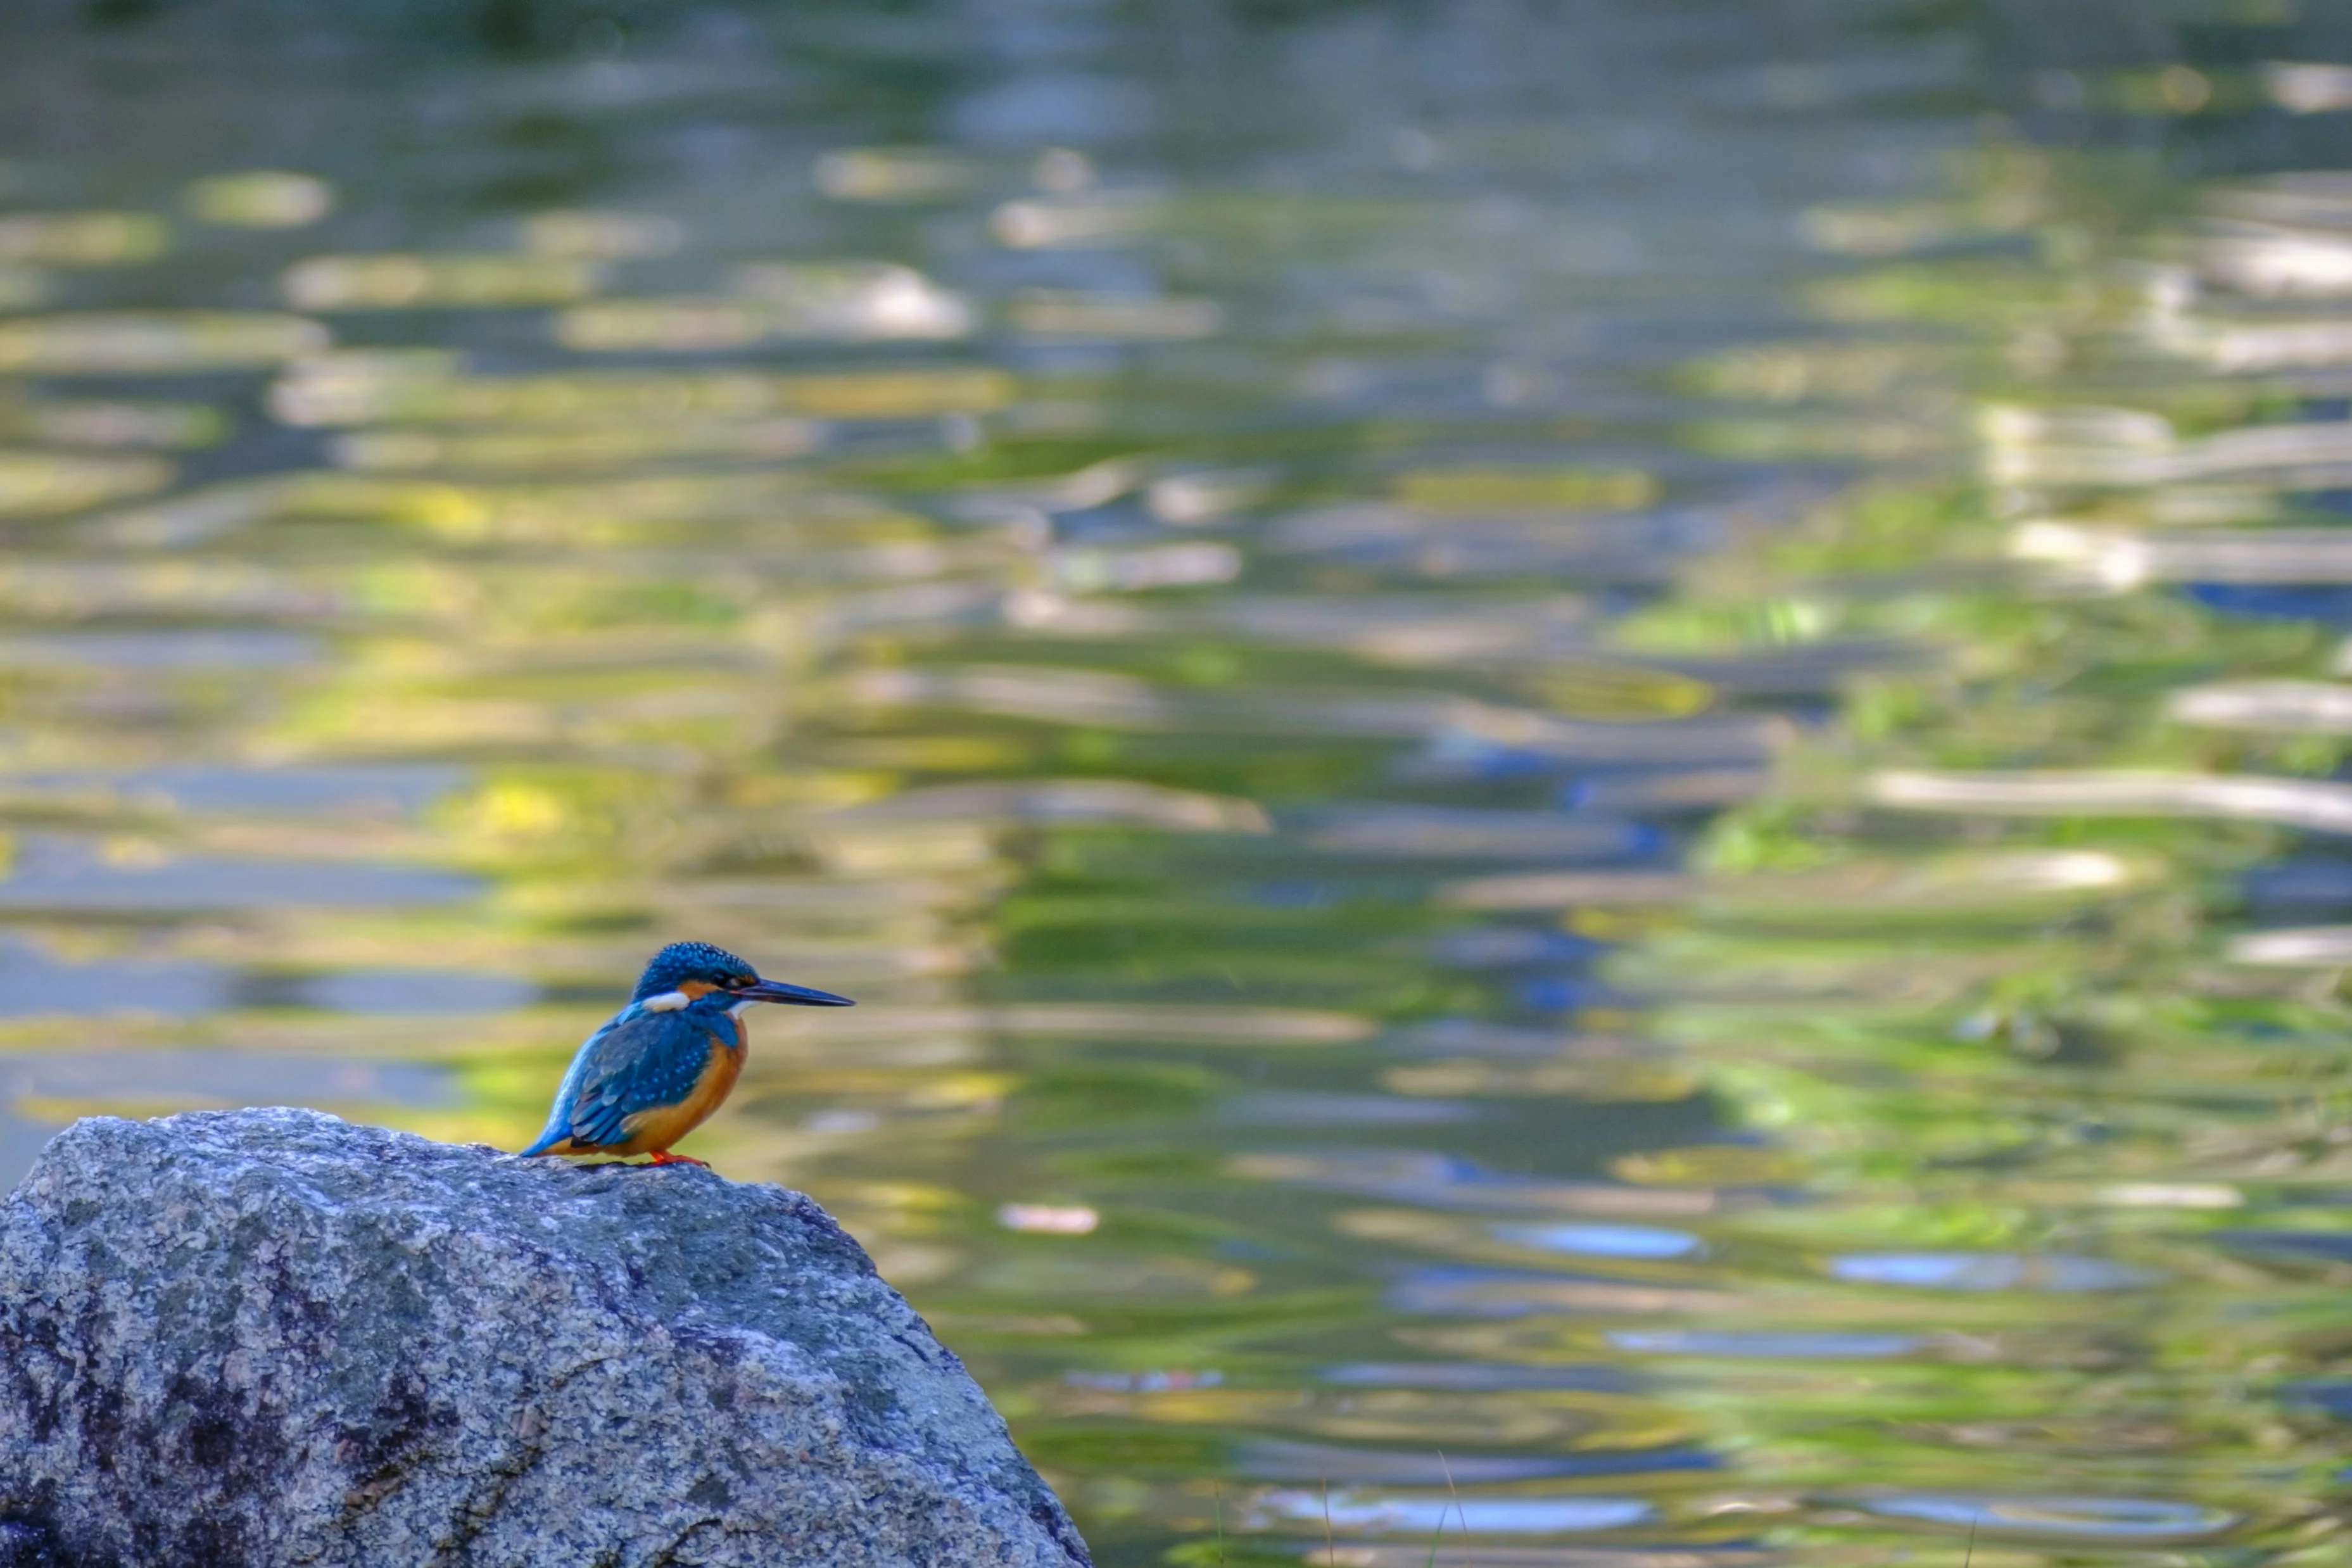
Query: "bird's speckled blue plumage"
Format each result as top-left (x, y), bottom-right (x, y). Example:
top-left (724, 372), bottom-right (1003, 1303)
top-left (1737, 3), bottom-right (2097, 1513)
top-left (520, 940), bottom-right (852, 1161)
top-left (522, 996), bottom-right (739, 1154)
top-left (631, 940), bottom-right (754, 1002)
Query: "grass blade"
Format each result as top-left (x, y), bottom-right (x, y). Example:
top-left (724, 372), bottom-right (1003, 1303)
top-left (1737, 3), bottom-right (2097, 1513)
top-left (1438, 1449), bottom-right (1470, 1568)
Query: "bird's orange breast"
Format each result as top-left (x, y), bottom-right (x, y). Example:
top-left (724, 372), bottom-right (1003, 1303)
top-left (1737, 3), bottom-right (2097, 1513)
top-left (616, 1027), bottom-right (743, 1155)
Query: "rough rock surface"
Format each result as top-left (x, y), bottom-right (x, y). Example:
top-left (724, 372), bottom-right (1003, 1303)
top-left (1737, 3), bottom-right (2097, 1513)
top-left (0, 1108), bottom-right (1091, 1568)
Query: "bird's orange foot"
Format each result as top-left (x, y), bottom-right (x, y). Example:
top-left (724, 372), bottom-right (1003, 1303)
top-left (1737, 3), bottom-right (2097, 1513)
top-left (644, 1150), bottom-right (709, 1168)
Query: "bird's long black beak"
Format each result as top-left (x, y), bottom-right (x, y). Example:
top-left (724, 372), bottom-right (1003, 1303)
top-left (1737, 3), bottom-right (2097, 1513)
top-left (733, 978), bottom-right (856, 1007)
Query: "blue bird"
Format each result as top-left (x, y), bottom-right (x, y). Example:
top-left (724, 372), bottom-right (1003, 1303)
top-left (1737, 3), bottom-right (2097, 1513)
top-left (520, 940), bottom-right (854, 1167)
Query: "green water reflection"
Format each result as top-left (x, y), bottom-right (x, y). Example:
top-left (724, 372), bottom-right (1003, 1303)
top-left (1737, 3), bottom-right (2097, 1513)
top-left (8, 1), bottom-right (2352, 1564)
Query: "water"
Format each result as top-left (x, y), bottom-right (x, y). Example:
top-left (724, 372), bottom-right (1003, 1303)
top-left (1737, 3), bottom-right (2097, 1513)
top-left (6, 0), bottom-right (2352, 1561)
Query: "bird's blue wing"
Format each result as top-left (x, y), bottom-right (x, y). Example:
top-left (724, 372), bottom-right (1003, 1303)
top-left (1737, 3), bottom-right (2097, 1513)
top-left (523, 1003), bottom-right (724, 1154)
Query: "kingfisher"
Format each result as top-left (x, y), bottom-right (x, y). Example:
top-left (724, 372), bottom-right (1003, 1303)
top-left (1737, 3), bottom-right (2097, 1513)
top-left (519, 940), bottom-right (854, 1167)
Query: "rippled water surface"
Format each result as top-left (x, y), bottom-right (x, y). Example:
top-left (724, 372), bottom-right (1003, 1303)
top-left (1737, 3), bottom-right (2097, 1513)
top-left (16, 1), bottom-right (2352, 1562)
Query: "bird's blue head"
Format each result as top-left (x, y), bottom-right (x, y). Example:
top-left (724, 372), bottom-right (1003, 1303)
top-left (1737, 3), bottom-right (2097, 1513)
top-left (631, 940), bottom-right (855, 1008)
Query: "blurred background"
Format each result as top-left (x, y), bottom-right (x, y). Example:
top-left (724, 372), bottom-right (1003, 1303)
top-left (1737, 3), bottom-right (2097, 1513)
top-left (9, 0), bottom-right (2352, 1562)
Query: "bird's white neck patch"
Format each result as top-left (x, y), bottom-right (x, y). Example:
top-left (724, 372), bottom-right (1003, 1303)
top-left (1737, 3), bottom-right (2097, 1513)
top-left (640, 990), bottom-right (690, 1012)
top-left (728, 997), bottom-right (758, 1018)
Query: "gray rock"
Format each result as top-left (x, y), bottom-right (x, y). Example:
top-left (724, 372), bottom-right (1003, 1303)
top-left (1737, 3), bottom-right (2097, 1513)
top-left (0, 1522), bottom-right (53, 1568)
top-left (0, 1108), bottom-right (1091, 1568)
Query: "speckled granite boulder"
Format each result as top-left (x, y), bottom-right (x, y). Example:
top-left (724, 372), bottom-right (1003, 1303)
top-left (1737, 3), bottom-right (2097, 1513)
top-left (0, 1108), bottom-right (1089, 1568)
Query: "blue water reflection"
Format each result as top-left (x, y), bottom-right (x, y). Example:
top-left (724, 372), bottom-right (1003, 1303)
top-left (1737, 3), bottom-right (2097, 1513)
top-left (1826, 1253), bottom-right (2158, 1292)
top-left (1488, 1223), bottom-right (1703, 1260)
